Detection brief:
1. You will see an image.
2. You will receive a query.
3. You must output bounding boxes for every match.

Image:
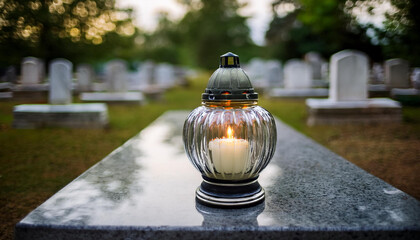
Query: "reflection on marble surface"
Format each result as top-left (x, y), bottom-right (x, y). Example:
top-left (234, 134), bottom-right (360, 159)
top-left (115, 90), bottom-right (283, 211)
top-left (19, 111), bottom-right (420, 231)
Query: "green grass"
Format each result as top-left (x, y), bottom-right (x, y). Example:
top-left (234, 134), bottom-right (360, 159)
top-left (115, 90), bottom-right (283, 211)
top-left (1, 72), bottom-right (419, 239)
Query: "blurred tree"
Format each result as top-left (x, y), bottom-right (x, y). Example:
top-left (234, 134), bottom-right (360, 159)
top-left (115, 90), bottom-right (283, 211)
top-left (176, 0), bottom-right (258, 69)
top-left (137, 11), bottom-right (181, 64)
top-left (265, 0), bottom-right (383, 61)
top-left (0, 0), bottom-right (136, 67)
top-left (371, 0), bottom-right (420, 65)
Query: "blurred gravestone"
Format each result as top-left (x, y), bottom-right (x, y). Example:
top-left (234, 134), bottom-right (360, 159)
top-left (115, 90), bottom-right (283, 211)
top-left (266, 60), bottom-right (283, 88)
top-left (284, 59), bottom-right (312, 89)
top-left (268, 59), bottom-right (328, 98)
top-left (13, 57), bottom-right (48, 102)
top-left (304, 52), bottom-right (323, 80)
top-left (13, 58), bottom-right (108, 128)
top-left (155, 63), bottom-right (175, 89)
top-left (306, 50), bottom-right (402, 125)
top-left (138, 61), bottom-right (155, 88)
top-left (49, 59), bottom-right (72, 104)
top-left (77, 64), bottom-right (94, 92)
top-left (385, 59), bottom-right (410, 88)
top-left (21, 57), bottom-right (42, 85)
top-left (245, 58), bottom-right (268, 89)
top-left (80, 60), bottom-right (144, 104)
top-left (329, 50), bottom-right (368, 101)
top-left (105, 60), bottom-right (128, 92)
top-left (390, 67), bottom-right (420, 105)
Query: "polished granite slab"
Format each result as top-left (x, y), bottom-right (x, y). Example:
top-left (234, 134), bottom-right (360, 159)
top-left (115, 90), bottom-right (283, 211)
top-left (15, 111), bottom-right (420, 239)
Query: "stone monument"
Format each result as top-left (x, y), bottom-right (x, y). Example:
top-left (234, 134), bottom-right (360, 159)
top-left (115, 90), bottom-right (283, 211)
top-left (80, 59), bottom-right (145, 104)
top-left (385, 58), bottom-right (410, 89)
top-left (391, 67), bottom-right (420, 105)
top-left (13, 58), bottom-right (108, 128)
top-left (49, 59), bottom-right (72, 104)
top-left (268, 59), bottom-right (328, 98)
top-left (266, 60), bottom-right (283, 88)
top-left (306, 50), bottom-right (402, 125)
top-left (155, 63), bottom-right (176, 90)
top-left (77, 64), bottom-right (94, 92)
top-left (13, 57), bottom-right (49, 102)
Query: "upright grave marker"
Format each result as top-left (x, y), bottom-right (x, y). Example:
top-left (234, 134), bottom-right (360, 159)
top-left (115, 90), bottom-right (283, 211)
top-left (385, 58), bottom-right (410, 88)
top-left (269, 59), bottom-right (328, 98)
top-left (49, 59), bottom-right (72, 104)
top-left (306, 50), bottom-right (402, 125)
top-left (13, 58), bottom-right (109, 128)
top-left (77, 64), bottom-right (94, 92)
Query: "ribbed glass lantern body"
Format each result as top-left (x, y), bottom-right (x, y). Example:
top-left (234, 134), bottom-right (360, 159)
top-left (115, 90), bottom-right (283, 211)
top-left (183, 101), bottom-right (277, 181)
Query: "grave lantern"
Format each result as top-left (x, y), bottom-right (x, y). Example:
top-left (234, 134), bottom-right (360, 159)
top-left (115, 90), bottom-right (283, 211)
top-left (183, 52), bottom-right (277, 207)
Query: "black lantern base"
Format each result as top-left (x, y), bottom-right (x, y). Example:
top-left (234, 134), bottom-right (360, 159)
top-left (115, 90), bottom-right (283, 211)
top-left (195, 176), bottom-right (265, 208)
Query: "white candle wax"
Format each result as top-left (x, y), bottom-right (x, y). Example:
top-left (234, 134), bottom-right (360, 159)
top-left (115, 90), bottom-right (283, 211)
top-left (208, 127), bottom-right (250, 178)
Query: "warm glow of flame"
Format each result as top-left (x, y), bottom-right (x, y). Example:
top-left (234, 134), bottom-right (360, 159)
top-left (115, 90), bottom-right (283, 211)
top-left (227, 127), bottom-right (233, 139)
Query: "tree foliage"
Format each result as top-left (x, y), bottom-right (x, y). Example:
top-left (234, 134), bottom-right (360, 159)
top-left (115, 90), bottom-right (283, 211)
top-left (175, 0), bottom-right (258, 69)
top-left (0, 0), bottom-right (136, 67)
top-left (265, 0), bottom-right (382, 61)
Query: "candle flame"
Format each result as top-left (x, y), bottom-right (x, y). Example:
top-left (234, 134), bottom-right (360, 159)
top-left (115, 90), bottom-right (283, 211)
top-left (227, 127), bottom-right (233, 139)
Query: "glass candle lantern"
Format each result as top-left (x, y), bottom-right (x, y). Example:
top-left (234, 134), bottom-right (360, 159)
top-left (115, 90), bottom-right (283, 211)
top-left (183, 52), bottom-right (277, 208)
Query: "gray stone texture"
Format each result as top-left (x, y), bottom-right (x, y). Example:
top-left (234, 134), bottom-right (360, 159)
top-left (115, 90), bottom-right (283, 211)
top-left (15, 111), bottom-right (420, 239)
top-left (385, 58), bottom-right (410, 89)
top-left (12, 104), bottom-right (108, 129)
top-left (49, 59), bottom-right (73, 104)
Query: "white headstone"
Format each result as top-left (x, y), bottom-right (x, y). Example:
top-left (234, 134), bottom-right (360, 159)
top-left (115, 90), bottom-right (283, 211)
top-left (245, 58), bottom-right (267, 88)
top-left (411, 68), bottom-right (420, 90)
top-left (304, 52), bottom-right (324, 80)
top-left (266, 60), bottom-right (283, 88)
top-left (77, 64), bottom-right (94, 92)
top-left (385, 58), bottom-right (410, 88)
top-left (284, 59), bottom-right (312, 89)
top-left (329, 50), bottom-right (368, 102)
top-left (21, 57), bottom-right (41, 85)
top-left (155, 63), bottom-right (175, 88)
top-left (138, 61), bottom-right (155, 87)
top-left (49, 59), bottom-right (73, 104)
top-left (105, 60), bottom-right (127, 92)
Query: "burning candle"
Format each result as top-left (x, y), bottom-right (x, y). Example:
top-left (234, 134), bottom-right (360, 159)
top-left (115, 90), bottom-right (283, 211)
top-left (208, 127), bottom-right (250, 179)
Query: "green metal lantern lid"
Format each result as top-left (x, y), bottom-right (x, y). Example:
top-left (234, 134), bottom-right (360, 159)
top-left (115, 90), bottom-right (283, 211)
top-left (202, 52), bottom-right (258, 101)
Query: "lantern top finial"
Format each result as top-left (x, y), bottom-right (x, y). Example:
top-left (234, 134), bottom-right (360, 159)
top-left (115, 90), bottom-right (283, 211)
top-left (219, 52), bottom-right (240, 68)
top-left (202, 52), bottom-right (258, 101)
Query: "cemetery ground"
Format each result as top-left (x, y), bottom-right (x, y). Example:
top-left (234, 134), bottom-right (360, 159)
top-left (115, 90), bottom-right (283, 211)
top-left (1, 73), bottom-right (420, 239)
